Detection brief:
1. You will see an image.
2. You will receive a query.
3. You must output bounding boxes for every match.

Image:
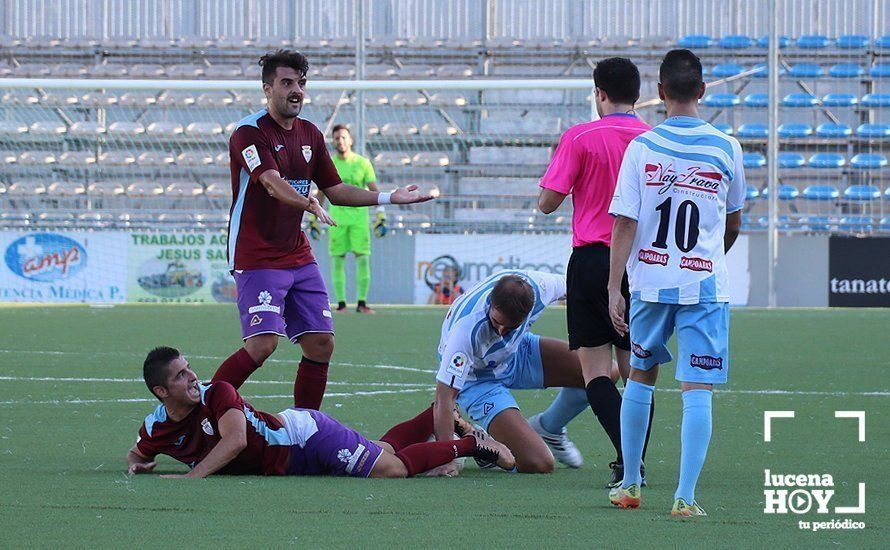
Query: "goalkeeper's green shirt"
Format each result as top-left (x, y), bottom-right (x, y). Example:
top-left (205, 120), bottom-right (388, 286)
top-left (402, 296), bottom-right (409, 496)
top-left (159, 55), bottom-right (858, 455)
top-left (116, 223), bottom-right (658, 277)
top-left (330, 152), bottom-right (377, 225)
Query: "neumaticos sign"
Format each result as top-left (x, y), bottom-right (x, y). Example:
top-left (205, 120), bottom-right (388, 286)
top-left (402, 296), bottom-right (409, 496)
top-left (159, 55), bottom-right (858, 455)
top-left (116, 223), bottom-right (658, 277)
top-left (828, 237), bottom-right (890, 307)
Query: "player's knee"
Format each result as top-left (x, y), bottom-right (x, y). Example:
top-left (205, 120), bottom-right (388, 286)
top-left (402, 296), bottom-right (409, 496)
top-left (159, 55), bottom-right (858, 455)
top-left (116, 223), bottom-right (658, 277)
top-left (302, 333), bottom-right (334, 361)
top-left (517, 453), bottom-right (555, 474)
top-left (245, 335), bottom-right (278, 364)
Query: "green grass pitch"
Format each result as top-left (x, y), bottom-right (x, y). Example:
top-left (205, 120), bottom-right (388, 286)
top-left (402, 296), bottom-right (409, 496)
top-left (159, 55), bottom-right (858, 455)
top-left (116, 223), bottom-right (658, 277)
top-left (0, 305), bottom-right (886, 548)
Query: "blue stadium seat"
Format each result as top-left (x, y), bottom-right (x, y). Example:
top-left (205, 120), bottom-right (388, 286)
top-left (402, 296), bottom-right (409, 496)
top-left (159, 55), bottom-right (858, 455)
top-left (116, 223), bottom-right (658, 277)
top-left (738, 123), bottom-right (768, 139)
top-left (744, 93), bottom-right (769, 107)
top-left (808, 153), bottom-right (845, 168)
top-left (743, 152), bottom-right (766, 168)
top-left (745, 185), bottom-right (760, 200)
top-left (742, 214), bottom-right (765, 229)
top-left (712, 63), bottom-right (746, 78)
top-left (869, 64), bottom-right (890, 78)
top-left (713, 123), bottom-right (733, 135)
top-left (678, 34), bottom-right (713, 49)
top-left (782, 93), bottom-right (819, 107)
top-left (761, 184), bottom-right (800, 200)
top-left (757, 35), bottom-right (791, 48)
top-left (815, 123), bottom-right (852, 138)
top-left (828, 63), bottom-right (864, 78)
top-left (877, 35), bottom-right (890, 49)
top-left (881, 218), bottom-right (890, 232)
top-left (856, 123), bottom-right (890, 138)
top-left (789, 63), bottom-right (824, 78)
top-left (837, 34), bottom-right (869, 49)
top-left (801, 216), bottom-right (833, 231)
top-left (850, 153), bottom-right (888, 169)
top-left (796, 35), bottom-right (830, 49)
top-left (702, 93), bottom-right (740, 107)
top-left (839, 216), bottom-right (874, 232)
top-left (821, 93), bottom-right (858, 107)
top-left (718, 35), bottom-right (754, 49)
top-left (778, 123), bottom-right (813, 139)
top-left (802, 184), bottom-right (840, 200)
top-left (843, 185), bottom-right (881, 201)
top-left (751, 63), bottom-right (786, 78)
top-left (860, 93), bottom-right (890, 107)
top-left (778, 152), bottom-right (806, 168)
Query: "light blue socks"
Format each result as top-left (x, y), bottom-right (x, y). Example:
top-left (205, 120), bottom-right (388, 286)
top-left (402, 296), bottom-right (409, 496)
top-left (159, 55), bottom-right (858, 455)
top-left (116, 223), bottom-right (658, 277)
top-left (539, 387), bottom-right (589, 433)
top-left (675, 389), bottom-right (713, 503)
top-left (620, 380), bottom-right (654, 488)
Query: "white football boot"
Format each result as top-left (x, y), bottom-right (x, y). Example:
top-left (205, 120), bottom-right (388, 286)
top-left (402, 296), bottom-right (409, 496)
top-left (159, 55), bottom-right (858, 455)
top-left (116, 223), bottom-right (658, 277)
top-left (528, 413), bottom-right (584, 468)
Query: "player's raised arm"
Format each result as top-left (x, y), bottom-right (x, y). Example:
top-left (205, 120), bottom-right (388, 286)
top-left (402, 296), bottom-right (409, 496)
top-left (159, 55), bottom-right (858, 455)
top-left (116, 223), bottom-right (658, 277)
top-left (323, 182), bottom-right (436, 207)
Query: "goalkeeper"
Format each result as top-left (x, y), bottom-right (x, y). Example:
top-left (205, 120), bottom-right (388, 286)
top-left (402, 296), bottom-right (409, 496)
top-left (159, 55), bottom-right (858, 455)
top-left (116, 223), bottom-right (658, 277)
top-left (312, 124), bottom-right (385, 314)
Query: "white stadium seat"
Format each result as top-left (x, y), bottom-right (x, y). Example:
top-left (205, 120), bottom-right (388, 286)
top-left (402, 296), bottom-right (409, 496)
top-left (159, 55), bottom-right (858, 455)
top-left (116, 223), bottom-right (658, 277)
top-left (373, 152), bottom-right (412, 167)
top-left (98, 151), bottom-right (136, 166)
top-left (0, 121), bottom-right (28, 136)
top-left (80, 91), bottom-right (118, 106)
top-left (412, 152), bottom-right (450, 167)
top-left (185, 122), bottom-right (224, 137)
top-left (157, 91), bottom-right (196, 107)
top-left (146, 122), bottom-right (184, 137)
top-left (58, 151), bottom-right (97, 166)
top-left (18, 151), bottom-right (57, 164)
top-left (107, 121), bottom-right (144, 135)
top-left (29, 121), bottom-right (67, 135)
top-left (69, 122), bottom-right (106, 136)
top-left (118, 92), bottom-right (158, 106)
top-left (136, 151), bottom-right (175, 166)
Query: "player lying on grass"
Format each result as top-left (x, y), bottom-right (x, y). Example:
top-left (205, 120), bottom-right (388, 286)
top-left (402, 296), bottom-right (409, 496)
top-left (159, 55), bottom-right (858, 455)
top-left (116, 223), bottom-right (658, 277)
top-left (431, 270), bottom-right (623, 478)
top-left (126, 346), bottom-right (514, 479)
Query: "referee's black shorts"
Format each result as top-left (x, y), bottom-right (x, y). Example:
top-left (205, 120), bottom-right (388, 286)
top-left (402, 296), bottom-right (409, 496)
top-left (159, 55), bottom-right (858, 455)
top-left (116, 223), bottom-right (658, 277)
top-left (566, 243), bottom-right (630, 351)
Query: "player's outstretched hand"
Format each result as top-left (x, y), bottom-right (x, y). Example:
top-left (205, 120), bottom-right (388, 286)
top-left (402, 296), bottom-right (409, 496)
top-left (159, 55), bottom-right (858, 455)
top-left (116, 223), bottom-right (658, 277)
top-left (391, 184), bottom-right (436, 204)
top-left (127, 460), bottom-right (157, 475)
top-left (308, 196), bottom-right (336, 226)
top-left (608, 289), bottom-right (628, 337)
top-left (425, 461), bottom-right (460, 478)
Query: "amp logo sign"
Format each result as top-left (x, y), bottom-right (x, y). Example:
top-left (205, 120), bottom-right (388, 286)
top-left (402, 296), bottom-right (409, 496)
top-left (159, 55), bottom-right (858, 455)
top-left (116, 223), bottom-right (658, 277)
top-left (4, 233), bottom-right (87, 282)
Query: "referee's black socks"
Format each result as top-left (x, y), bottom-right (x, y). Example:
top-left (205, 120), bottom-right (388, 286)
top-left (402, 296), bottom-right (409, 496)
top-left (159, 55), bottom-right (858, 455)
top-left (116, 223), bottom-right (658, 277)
top-left (586, 376), bottom-right (623, 463)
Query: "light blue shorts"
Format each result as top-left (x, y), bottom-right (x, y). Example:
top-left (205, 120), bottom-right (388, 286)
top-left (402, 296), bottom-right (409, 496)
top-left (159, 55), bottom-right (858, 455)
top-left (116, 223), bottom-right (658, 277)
top-left (629, 297), bottom-right (730, 385)
top-left (456, 333), bottom-right (545, 431)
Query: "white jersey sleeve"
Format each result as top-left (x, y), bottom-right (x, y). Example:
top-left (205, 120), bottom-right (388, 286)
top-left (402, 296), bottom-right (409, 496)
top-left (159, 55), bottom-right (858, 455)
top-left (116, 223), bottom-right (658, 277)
top-left (609, 140), bottom-right (643, 221)
top-left (727, 139), bottom-right (747, 214)
top-left (526, 270), bottom-right (567, 305)
top-left (435, 321), bottom-right (474, 391)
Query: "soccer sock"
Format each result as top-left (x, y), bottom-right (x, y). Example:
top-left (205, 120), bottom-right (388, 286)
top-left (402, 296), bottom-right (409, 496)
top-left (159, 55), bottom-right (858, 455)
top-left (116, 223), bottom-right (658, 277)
top-left (675, 389), bottom-right (713, 503)
top-left (539, 387), bottom-right (588, 434)
top-left (379, 405), bottom-right (434, 452)
top-left (395, 436), bottom-right (475, 477)
top-left (356, 254), bottom-right (370, 302)
top-left (585, 376), bottom-right (623, 463)
top-left (620, 380), bottom-right (654, 488)
top-left (211, 347), bottom-right (259, 390)
top-left (293, 356), bottom-right (329, 410)
top-left (331, 255), bottom-right (346, 304)
top-left (642, 396), bottom-right (655, 461)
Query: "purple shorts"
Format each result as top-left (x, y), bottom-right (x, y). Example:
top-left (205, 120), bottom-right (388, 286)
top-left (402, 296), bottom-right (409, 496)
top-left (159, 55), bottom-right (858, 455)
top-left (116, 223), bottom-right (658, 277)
top-left (233, 263), bottom-right (334, 343)
top-left (279, 409), bottom-right (383, 478)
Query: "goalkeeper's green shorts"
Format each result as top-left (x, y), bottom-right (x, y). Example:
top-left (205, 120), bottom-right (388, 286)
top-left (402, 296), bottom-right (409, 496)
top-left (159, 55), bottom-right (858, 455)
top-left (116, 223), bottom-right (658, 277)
top-left (328, 222), bottom-right (371, 256)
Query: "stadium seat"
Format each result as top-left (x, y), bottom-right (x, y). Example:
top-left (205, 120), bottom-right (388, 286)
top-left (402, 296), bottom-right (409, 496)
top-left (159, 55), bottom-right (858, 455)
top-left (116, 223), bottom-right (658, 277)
top-left (185, 122), bottom-right (224, 137)
top-left (107, 122), bottom-right (145, 136)
top-left (398, 64), bottom-right (435, 78)
top-left (58, 151), bottom-right (96, 166)
top-left (0, 212), bottom-right (30, 228)
top-left (12, 63), bottom-right (51, 77)
top-left (0, 62), bottom-right (10, 77)
top-left (139, 36), bottom-right (173, 49)
top-left (487, 36), bottom-right (521, 48)
top-left (42, 92), bottom-right (80, 106)
top-left (756, 35), bottom-right (791, 48)
top-left (711, 63), bottom-right (745, 78)
top-left (233, 92), bottom-right (267, 108)
top-left (390, 92), bottom-right (427, 106)
top-left (843, 185), bottom-right (881, 201)
top-left (18, 151), bottom-right (56, 165)
top-left (860, 93), bottom-right (890, 107)
top-left (789, 63), bottom-right (824, 78)
top-left (0, 150), bottom-right (18, 164)
top-left (146, 121), bottom-right (184, 137)
top-left (800, 216), bottom-right (834, 231)
top-left (195, 92), bottom-right (234, 108)
top-left (743, 152), bottom-right (766, 168)
top-left (802, 184), bottom-right (840, 200)
top-left (437, 65), bottom-right (475, 78)
top-left (839, 216), bottom-right (874, 232)
top-left (743, 93), bottom-right (769, 108)
top-left (203, 65), bottom-right (243, 78)
top-left (214, 153), bottom-right (229, 167)
top-left (808, 153), bottom-right (845, 168)
top-left (373, 152), bottom-right (411, 167)
top-left (2, 91), bottom-right (40, 106)
top-left (428, 92), bottom-right (468, 106)
top-left (815, 123), bottom-right (852, 138)
top-left (46, 180), bottom-right (86, 196)
top-left (760, 184), bottom-right (800, 200)
top-left (310, 92), bottom-right (349, 107)
top-left (869, 64), bottom-right (890, 78)
top-left (320, 64), bottom-right (355, 79)
top-left (127, 181), bottom-right (165, 197)
top-left (118, 92), bottom-right (158, 106)
top-left (678, 34), bottom-right (713, 49)
top-left (778, 123), bottom-right (813, 139)
top-left (23, 35), bottom-right (60, 48)
top-left (421, 122), bottom-right (458, 136)
top-left (253, 36), bottom-right (288, 49)
top-left (165, 181), bottom-right (205, 197)
top-left (412, 152), bottom-right (450, 167)
top-left (821, 93), bottom-right (857, 107)
top-left (745, 185), bottom-right (760, 200)
top-left (856, 123), bottom-right (890, 138)
top-left (750, 64), bottom-right (782, 79)
top-left (796, 35), bottom-right (830, 48)
top-left (718, 35), bottom-right (753, 49)
top-left (702, 93), bottom-right (739, 107)
top-left (157, 91), bottom-right (196, 107)
top-left (742, 214), bottom-right (766, 229)
top-left (129, 64), bottom-right (166, 78)
top-left (365, 64), bottom-right (397, 78)
top-left (54, 63), bottom-right (89, 77)
top-left (166, 64), bottom-right (204, 78)
top-left (876, 35), bottom-right (890, 49)
top-left (713, 123), bottom-right (733, 135)
top-left (176, 152), bottom-right (214, 166)
top-left (363, 92), bottom-right (389, 106)
top-left (407, 36), bottom-right (445, 49)
top-left (0, 121), bottom-right (27, 136)
top-left (737, 123), bottom-right (768, 139)
top-left (778, 152), bottom-right (806, 168)
top-left (379, 122), bottom-right (419, 136)
top-left (203, 182), bottom-right (229, 199)
top-left (881, 218), bottom-right (890, 232)
top-left (80, 91), bottom-right (117, 106)
top-left (782, 93), bottom-right (819, 107)
top-left (90, 63), bottom-right (129, 77)
top-left (98, 151), bottom-right (135, 166)
top-left (68, 122), bottom-right (105, 137)
top-left (837, 34), bottom-right (869, 49)
top-left (177, 35), bottom-right (213, 49)
top-left (136, 151), bottom-right (175, 166)
top-left (850, 153), bottom-right (888, 169)
top-left (27, 121), bottom-right (66, 136)
top-left (828, 63), bottom-right (864, 78)
top-left (6, 180), bottom-right (47, 196)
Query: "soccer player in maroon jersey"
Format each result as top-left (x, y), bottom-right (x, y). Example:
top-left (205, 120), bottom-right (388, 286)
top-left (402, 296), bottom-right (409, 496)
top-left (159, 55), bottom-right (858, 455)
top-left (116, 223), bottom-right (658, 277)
top-left (215, 50), bottom-right (433, 411)
top-left (126, 347), bottom-right (514, 479)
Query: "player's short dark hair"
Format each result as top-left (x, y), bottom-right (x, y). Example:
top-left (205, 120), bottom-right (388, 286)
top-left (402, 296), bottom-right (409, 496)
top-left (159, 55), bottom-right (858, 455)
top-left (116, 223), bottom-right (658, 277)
top-left (331, 124), bottom-right (351, 136)
top-left (490, 275), bottom-right (534, 323)
top-left (143, 346), bottom-right (180, 400)
top-left (659, 49), bottom-right (703, 102)
top-left (593, 57), bottom-right (641, 104)
top-left (259, 49), bottom-right (310, 85)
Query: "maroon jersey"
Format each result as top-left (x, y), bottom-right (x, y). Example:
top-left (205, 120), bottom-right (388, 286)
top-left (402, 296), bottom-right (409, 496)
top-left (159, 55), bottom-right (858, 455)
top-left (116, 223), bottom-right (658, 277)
top-left (135, 381), bottom-right (291, 475)
top-left (227, 110), bottom-right (341, 270)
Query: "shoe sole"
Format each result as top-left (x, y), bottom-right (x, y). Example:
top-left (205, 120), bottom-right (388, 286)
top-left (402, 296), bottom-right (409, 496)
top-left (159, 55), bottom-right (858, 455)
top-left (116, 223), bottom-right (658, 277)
top-left (610, 496), bottom-right (641, 509)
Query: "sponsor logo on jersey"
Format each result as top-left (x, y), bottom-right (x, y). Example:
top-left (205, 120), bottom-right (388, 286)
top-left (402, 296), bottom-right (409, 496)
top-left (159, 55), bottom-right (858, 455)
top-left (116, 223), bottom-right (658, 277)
top-left (174, 435), bottom-right (186, 447)
top-left (4, 233), bottom-right (86, 282)
top-left (241, 144), bottom-right (261, 172)
top-left (285, 178), bottom-right (310, 197)
top-left (248, 290), bottom-right (281, 314)
top-left (645, 163), bottom-right (721, 195)
top-left (483, 402), bottom-right (495, 415)
top-left (445, 352), bottom-right (468, 377)
top-left (201, 418), bottom-right (215, 435)
top-left (250, 314), bottom-right (262, 326)
top-left (301, 145), bottom-right (312, 162)
top-left (631, 342), bottom-right (652, 359)
top-left (690, 354), bottom-right (723, 370)
top-left (638, 249), bottom-right (669, 266)
top-left (322, 309), bottom-right (332, 318)
top-left (274, 144), bottom-right (284, 152)
top-left (680, 256), bottom-right (714, 272)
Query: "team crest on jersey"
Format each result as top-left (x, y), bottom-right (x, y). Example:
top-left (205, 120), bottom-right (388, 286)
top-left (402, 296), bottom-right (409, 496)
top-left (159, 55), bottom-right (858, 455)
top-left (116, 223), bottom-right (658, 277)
top-left (248, 290), bottom-right (281, 314)
top-left (638, 249), bottom-right (669, 266)
top-left (690, 354), bottom-right (723, 370)
top-left (301, 145), bottom-right (312, 162)
top-left (680, 256), bottom-right (714, 272)
top-left (201, 418), bottom-right (214, 436)
top-left (446, 352), bottom-right (468, 377)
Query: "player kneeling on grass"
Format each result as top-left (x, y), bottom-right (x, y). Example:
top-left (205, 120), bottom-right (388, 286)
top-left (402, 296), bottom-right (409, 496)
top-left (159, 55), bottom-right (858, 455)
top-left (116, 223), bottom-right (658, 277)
top-left (126, 347), bottom-right (514, 479)
top-left (431, 270), bottom-right (621, 477)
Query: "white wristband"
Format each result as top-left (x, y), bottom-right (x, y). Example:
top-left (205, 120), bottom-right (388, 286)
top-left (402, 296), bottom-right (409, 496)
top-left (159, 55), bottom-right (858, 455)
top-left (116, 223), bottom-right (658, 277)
top-left (377, 191), bottom-right (393, 205)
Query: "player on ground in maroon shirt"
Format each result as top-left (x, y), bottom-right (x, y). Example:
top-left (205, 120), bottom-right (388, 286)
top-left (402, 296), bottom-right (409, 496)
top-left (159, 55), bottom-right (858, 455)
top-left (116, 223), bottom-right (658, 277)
top-left (126, 347), bottom-right (513, 479)
top-left (215, 50), bottom-right (434, 411)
